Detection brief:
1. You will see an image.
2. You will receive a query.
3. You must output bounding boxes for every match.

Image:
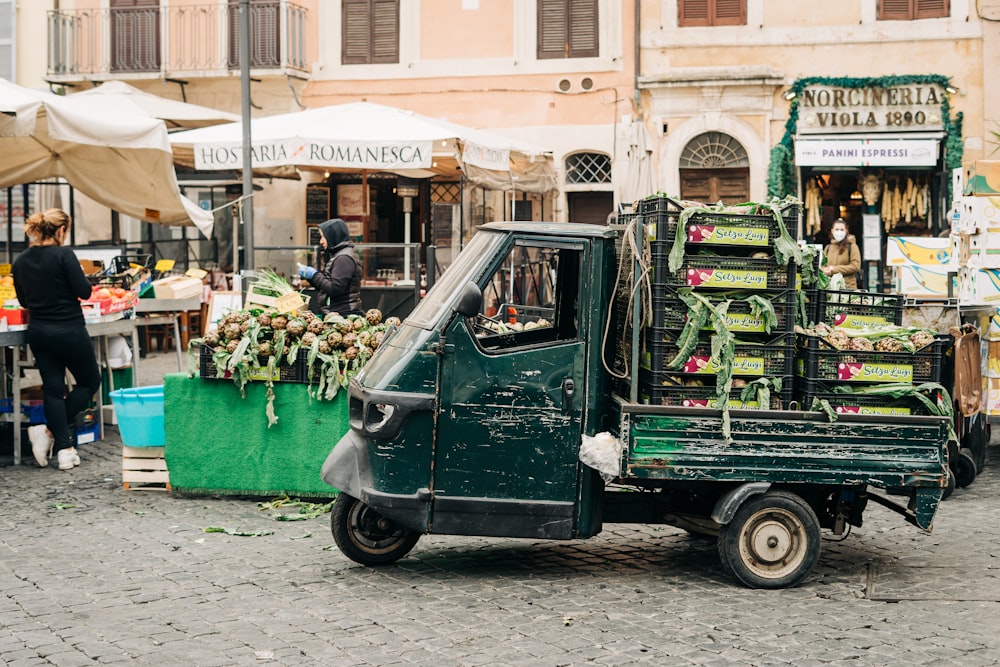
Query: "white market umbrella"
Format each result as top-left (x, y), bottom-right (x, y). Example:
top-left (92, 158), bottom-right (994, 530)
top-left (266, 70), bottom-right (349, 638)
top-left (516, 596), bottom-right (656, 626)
top-left (0, 78), bottom-right (213, 236)
top-left (168, 101), bottom-right (556, 193)
top-left (71, 81), bottom-right (240, 130)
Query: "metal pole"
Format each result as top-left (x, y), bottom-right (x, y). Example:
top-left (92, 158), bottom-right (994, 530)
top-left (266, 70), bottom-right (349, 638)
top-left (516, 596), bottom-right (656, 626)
top-left (240, 0), bottom-right (255, 272)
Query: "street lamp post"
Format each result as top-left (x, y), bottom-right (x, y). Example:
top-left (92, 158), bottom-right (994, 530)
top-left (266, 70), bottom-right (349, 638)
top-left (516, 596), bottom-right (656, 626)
top-left (239, 0), bottom-right (255, 274)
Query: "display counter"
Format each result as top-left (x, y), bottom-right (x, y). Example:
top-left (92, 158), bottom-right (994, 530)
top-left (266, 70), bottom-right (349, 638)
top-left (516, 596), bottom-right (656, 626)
top-left (163, 374), bottom-right (346, 497)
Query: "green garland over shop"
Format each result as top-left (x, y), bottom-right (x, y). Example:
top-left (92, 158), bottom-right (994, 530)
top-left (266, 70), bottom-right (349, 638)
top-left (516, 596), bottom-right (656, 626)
top-left (766, 75), bottom-right (964, 203)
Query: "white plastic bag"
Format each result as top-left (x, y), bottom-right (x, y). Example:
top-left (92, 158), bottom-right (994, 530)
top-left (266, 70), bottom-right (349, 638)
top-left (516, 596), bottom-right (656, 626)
top-left (108, 335), bottom-right (134, 370)
top-left (579, 431), bottom-right (623, 482)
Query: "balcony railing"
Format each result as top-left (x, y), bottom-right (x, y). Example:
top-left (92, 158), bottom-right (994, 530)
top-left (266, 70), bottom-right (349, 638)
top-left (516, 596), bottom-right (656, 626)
top-left (47, 1), bottom-right (308, 79)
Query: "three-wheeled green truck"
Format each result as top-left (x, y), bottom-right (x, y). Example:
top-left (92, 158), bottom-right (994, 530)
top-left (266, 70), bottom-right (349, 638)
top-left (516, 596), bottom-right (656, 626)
top-left (320, 222), bottom-right (950, 588)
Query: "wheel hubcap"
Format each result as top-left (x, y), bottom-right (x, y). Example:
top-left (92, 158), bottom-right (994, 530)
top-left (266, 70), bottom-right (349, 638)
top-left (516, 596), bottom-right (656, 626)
top-left (349, 502), bottom-right (406, 553)
top-left (738, 508), bottom-right (806, 579)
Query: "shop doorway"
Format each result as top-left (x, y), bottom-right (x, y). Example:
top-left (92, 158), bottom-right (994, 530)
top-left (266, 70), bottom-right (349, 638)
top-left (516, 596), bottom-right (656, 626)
top-left (678, 132), bottom-right (749, 204)
top-left (567, 192), bottom-right (613, 225)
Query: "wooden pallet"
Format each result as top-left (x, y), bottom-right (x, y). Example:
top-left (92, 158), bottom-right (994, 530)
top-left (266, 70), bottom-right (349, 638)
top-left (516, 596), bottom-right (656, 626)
top-left (122, 446), bottom-right (171, 491)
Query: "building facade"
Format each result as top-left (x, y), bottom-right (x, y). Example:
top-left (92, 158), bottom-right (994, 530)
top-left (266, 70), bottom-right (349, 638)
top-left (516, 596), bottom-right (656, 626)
top-left (637, 0), bottom-right (988, 257)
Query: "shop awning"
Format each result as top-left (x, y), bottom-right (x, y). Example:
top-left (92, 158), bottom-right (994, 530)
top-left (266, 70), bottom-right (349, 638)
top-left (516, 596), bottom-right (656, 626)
top-left (794, 133), bottom-right (944, 168)
top-left (168, 102), bottom-right (558, 193)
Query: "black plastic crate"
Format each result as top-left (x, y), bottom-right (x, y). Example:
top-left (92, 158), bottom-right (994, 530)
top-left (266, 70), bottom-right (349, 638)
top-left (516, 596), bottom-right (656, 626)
top-left (651, 287), bottom-right (796, 335)
top-left (637, 369), bottom-right (792, 409)
top-left (639, 196), bottom-right (683, 216)
top-left (650, 244), bottom-right (797, 291)
top-left (649, 204), bottom-right (801, 248)
top-left (813, 289), bottom-right (904, 328)
top-left (797, 380), bottom-right (945, 416)
top-left (199, 345), bottom-right (308, 383)
top-left (109, 254), bottom-right (153, 274)
top-left (496, 304), bottom-right (555, 325)
top-left (795, 334), bottom-right (949, 384)
top-left (643, 330), bottom-right (795, 377)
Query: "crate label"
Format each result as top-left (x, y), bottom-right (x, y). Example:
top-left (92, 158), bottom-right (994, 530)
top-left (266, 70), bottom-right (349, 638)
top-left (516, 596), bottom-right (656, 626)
top-left (835, 405), bottom-right (912, 415)
top-left (687, 268), bottom-right (768, 289)
top-left (247, 367), bottom-right (280, 382)
top-left (705, 312), bottom-right (768, 333)
top-left (688, 225), bottom-right (769, 246)
top-left (683, 355), bottom-right (765, 375)
top-left (682, 398), bottom-right (763, 409)
top-left (837, 362), bottom-right (913, 382)
top-left (832, 313), bottom-right (890, 328)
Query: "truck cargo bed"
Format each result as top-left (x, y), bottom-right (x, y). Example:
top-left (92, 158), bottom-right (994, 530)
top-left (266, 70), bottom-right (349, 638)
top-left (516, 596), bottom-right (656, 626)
top-left (617, 402), bottom-right (949, 528)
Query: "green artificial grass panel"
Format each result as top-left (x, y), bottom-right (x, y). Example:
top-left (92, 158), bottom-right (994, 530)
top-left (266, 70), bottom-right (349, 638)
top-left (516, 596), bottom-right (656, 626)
top-left (163, 373), bottom-right (347, 497)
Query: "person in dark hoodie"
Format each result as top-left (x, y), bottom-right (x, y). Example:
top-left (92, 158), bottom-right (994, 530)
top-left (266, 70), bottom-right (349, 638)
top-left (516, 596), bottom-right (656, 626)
top-left (298, 218), bottom-right (363, 316)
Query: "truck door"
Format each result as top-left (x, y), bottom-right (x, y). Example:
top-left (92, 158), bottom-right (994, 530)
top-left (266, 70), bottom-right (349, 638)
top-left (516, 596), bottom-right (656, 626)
top-left (434, 238), bottom-right (588, 539)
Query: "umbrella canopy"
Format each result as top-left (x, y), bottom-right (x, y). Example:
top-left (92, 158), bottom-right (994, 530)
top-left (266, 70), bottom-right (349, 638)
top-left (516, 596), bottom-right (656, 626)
top-left (169, 101), bottom-right (557, 193)
top-left (0, 79), bottom-right (213, 236)
top-left (71, 81), bottom-right (240, 130)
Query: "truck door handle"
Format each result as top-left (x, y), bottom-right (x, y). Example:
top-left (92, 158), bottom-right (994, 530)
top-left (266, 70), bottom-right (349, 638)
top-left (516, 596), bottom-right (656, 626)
top-left (562, 378), bottom-right (576, 411)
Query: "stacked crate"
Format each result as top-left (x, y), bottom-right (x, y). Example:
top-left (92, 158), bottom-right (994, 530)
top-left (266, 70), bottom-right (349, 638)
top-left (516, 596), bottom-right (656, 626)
top-left (635, 197), bottom-right (800, 409)
top-left (795, 292), bottom-right (949, 414)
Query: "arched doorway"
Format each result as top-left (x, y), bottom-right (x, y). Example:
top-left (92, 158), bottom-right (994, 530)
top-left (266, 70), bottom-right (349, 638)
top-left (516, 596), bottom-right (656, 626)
top-left (679, 132), bottom-right (749, 204)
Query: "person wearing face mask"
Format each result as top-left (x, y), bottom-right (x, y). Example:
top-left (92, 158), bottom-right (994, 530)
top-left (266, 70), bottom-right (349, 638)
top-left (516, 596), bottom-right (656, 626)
top-left (297, 218), bottom-right (364, 316)
top-left (822, 218), bottom-right (862, 290)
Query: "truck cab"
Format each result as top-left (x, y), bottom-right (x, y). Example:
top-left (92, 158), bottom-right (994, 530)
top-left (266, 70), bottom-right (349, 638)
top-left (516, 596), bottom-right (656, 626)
top-left (323, 223), bottom-right (615, 547)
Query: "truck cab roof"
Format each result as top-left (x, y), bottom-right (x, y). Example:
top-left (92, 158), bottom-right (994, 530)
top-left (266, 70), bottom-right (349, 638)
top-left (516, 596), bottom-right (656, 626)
top-left (480, 221), bottom-right (619, 239)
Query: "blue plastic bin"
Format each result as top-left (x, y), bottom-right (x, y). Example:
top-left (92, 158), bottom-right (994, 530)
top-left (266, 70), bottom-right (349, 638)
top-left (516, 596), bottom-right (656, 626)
top-left (109, 385), bottom-right (165, 447)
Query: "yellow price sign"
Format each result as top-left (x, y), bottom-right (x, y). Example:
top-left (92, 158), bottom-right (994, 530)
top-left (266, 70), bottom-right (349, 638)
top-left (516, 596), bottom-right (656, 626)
top-left (0, 264), bottom-right (11, 275)
top-left (274, 291), bottom-right (306, 314)
top-left (155, 259), bottom-right (176, 272)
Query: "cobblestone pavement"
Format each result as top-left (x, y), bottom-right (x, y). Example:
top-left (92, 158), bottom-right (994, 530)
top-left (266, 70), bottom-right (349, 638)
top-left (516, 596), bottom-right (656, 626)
top-left (2, 351), bottom-right (1000, 666)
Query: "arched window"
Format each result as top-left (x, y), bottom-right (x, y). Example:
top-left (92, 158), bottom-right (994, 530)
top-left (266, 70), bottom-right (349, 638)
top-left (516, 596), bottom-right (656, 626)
top-left (680, 132), bottom-right (749, 169)
top-left (679, 132), bottom-right (749, 204)
top-left (565, 152), bottom-right (612, 184)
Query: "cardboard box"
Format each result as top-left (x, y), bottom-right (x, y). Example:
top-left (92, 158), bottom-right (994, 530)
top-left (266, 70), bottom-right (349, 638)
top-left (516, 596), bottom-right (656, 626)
top-left (79, 259), bottom-right (104, 276)
top-left (964, 160), bottom-right (1000, 196)
top-left (886, 236), bottom-right (954, 268)
top-left (0, 307), bottom-right (28, 325)
top-left (959, 267), bottom-right (1000, 305)
top-left (897, 265), bottom-right (953, 298)
top-left (149, 276), bottom-right (202, 300)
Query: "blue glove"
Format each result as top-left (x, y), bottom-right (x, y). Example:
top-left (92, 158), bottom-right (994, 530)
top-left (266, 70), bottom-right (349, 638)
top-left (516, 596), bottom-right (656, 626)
top-left (298, 265), bottom-right (317, 280)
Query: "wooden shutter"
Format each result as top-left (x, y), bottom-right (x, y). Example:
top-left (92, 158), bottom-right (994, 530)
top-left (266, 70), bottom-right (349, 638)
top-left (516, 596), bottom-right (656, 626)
top-left (538, 0), bottom-right (598, 59)
top-left (679, 0), bottom-right (745, 27)
top-left (342, 0), bottom-right (398, 64)
top-left (568, 0), bottom-right (598, 57)
top-left (371, 0), bottom-right (399, 63)
top-left (713, 0), bottom-right (747, 25)
top-left (110, 0), bottom-right (160, 72)
top-left (227, 0), bottom-right (280, 68)
top-left (915, 0), bottom-right (949, 19)
top-left (678, 0), bottom-right (711, 27)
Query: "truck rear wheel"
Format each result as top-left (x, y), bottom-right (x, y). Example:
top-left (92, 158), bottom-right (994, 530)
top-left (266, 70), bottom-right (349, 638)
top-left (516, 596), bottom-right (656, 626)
top-left (330, 494), bottom-right (420, 565)
top-left (718, 490), bottom-right (820, 589)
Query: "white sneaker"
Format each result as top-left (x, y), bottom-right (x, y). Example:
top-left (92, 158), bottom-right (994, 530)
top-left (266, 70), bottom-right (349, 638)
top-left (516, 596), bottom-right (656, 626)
top-left (57, 447), bottom-right (80, 470)
top-left (27, 425), bottom-right (54, 467)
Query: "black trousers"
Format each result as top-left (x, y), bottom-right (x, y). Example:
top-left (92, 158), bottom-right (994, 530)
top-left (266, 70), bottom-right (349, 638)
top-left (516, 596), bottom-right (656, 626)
top-left (27, 323), bottom-right (102, 453)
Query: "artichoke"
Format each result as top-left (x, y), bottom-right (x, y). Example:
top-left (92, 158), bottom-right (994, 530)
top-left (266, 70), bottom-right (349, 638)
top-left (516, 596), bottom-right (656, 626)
top-left (848, 337), bottom-right (874, 351)
top-left (257, 312), bottom-right (272, 328)
top-left (225, 339), bottom-right (239, 354)
top-left (343, 345), bottom-right (359, 360)
top-left (910, 330), bottom-right (935, 349)
top-left (271, 315), bottom-right (288, 331)
top-left (825, 329), bottom-right (849, 350)
top-left (318, 340), bottom-right (331, 354)
top-left (301, 331), bottom-right (317, 347)
top-left (257, 341), bottom-right (272, 357)
top-left (327, 331), bottom-right (343, 348)
top-left (365, 308), bottom-right (383, 326)
top-left (307, 318), bottom-right (325, 334)
top-left (351, 316), bottom-right (366, 332)
top-left (385, 316), bottom-right (402, 328)
top-left (223, 322), bottom-right (242, 341)
top-left (203, 331), bottom-right (220, 347)
top-left (286, 318), bottom-right (306, 337)
top-left (875, 337), bottom-right (904, 352)
top-left (343, 332), bottom-right (358, 348)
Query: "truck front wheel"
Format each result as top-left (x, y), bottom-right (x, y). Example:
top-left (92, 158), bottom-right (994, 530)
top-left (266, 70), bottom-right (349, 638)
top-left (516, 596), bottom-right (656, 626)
top-left (718, 490), bottom-right (820, 589)
top-left (331, 494), bottom-right (420, 565)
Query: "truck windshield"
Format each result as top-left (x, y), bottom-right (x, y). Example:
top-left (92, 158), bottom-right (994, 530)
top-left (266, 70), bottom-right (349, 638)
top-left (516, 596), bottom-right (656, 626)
top-left (406, 230), bottom-right (506, 330)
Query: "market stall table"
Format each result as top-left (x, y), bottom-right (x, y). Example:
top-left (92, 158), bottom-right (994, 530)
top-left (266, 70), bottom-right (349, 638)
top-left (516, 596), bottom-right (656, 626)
top-left (2, 317), bottom-right (139, 465)
top-left (135, 297), bottom-right (202, 374)
top-left (163, 374), bottom-right (347, 497)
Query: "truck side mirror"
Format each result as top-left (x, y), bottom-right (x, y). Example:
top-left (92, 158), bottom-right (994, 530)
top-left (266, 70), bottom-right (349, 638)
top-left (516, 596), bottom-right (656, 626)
top-left (455, 281), bottom-right (483, 318)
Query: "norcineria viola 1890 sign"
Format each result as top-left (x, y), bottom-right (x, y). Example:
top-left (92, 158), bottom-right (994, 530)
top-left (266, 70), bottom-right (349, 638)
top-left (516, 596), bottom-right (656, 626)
top-left (193, 139), bottom-right (434, 170)
top-left (796, 84), bottom-right (945, 135)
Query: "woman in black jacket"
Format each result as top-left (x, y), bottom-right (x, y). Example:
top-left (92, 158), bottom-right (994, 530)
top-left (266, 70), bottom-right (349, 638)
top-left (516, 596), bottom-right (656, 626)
top-left (12, 208), bottom-right (101, 470)
top-left (298, 218), bottom-right (363, 316)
